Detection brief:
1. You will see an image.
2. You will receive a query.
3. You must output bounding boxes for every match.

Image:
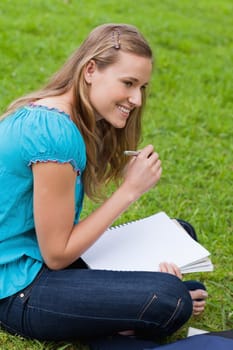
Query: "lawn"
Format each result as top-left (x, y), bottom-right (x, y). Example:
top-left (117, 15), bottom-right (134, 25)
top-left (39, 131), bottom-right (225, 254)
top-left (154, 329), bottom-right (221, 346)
top-left (0, 0), bottom-right (232, 349)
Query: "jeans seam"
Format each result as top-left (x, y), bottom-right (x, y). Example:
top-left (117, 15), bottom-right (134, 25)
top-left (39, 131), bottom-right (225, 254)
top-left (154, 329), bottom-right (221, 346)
top-left (138, 294), bottom-right (157, 320)
top-left (163, 297), bottom-right (182, 327)
top-left (0, 320), bottom-right (22, 335)
top-left (26, 305), bottom-right (149, 323)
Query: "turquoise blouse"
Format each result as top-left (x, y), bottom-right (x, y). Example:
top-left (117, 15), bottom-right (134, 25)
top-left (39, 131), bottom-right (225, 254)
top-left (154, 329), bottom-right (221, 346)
top-left (0, 105), bottom-right (86, 299)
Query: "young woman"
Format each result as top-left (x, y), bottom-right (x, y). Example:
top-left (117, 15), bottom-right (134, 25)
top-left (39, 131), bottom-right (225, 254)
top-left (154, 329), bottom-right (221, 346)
top-left (0, 23), bottom-right (207, 343)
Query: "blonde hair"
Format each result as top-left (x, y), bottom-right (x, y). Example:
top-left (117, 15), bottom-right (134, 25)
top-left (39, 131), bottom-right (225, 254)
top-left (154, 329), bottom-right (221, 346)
top-left (1, 23), bottom-right (153, 200)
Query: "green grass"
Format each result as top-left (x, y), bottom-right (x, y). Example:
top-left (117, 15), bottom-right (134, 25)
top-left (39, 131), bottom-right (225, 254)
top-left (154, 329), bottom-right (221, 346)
top-left (0, 0), bottom-right (232, 348)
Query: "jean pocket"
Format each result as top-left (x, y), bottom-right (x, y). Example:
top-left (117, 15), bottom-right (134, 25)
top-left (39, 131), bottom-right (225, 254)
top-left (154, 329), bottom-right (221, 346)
top-left (162, 297), bottom-right (182, 328)
top-left (138, 293), bottom-right (158, 320)
top-left (137, 292), bottom-right (185, 331)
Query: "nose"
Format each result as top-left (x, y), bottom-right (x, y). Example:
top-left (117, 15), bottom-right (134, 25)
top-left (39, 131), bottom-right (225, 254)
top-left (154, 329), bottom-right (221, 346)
top-left (128, 89), bottom-right (142, 107)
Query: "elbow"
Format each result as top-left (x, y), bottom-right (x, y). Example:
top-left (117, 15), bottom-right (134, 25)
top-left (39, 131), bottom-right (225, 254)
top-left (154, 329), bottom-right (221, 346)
top-left (45, 262), bottom-right (65, 271)
top-left (44, 259), bottom-right (65, 271)
top-left (39, 242), bottom-right (82, 270)
top-left (43, 255), bottom-right (71, 271)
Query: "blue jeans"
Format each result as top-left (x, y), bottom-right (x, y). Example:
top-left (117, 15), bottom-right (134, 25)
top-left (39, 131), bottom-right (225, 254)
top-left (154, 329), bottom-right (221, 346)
top-left (0, 262), bottom-right (194, 342)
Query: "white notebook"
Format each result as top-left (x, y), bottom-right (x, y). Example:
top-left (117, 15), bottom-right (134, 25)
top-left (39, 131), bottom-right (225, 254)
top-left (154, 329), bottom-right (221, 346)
top-left (82, 212), bottom-right (214, 273)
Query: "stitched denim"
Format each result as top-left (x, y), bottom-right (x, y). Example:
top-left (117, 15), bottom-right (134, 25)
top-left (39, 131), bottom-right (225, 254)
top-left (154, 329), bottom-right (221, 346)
top-left (0, 264), bottom-right (193, 341)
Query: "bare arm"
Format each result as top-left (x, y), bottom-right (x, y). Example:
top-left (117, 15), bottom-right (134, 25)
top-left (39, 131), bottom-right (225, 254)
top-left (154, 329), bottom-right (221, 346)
top-left (33, 144), bottom-right (162, 270)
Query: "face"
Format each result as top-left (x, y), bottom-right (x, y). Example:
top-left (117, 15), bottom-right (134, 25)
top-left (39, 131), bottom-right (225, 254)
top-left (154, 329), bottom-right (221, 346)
top-left (84, 51), bottom-right (152, 128)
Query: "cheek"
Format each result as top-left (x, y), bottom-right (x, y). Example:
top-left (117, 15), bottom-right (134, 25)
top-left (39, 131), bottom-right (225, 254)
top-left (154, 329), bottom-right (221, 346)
top-left (88, 88), bottom-right (101, 107)
top-left (88, 78), bottom-right (121, 110)
top-left (88, 89), bottom-right (110, 117)
top-left (90, 87), bottom-right (113, 105)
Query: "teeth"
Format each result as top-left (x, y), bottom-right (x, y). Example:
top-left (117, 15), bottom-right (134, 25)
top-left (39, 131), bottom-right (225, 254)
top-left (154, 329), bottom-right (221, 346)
top-left (118, 105), bottom-right (130, 114)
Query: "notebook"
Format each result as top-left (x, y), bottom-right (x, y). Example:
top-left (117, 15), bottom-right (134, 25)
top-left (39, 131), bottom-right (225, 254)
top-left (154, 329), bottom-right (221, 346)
top-left (81, 211), bottom-right (214, 273)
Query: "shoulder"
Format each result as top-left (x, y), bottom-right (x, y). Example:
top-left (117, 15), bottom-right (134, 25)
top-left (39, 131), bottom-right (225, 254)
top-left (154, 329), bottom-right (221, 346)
top-left (24, 104), bottom-right (79, 136)
top-left (19, 105), bottom-right (86, 171)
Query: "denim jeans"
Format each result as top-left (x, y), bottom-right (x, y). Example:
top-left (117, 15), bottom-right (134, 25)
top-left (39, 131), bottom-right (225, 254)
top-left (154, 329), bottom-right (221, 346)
top-left (0, 262), bottom-right (194, 342)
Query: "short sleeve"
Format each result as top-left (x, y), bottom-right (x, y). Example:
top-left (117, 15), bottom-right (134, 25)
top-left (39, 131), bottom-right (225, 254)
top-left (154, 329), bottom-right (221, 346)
top-left (20, 106), bottom-right (86, 173)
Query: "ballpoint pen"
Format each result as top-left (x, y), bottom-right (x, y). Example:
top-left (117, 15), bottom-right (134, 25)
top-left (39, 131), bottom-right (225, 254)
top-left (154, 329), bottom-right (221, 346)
top-left (123, 150), bottom-right (140, 156)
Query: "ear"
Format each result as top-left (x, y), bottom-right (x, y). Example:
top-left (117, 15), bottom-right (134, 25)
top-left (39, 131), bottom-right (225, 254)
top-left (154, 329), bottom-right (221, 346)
top-left (84, 60), bottom-right (97, 84)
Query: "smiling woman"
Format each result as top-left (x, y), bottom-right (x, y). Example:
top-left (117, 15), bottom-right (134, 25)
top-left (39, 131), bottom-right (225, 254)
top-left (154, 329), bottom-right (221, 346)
top-left (85, 52), bottom-right (152, 128)
top-left (0, 23), bottom-right (206, 345)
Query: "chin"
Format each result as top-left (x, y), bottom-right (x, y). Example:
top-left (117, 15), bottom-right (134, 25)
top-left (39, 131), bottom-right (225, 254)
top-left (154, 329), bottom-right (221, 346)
top-left (113, 121), bottom-right (127, 129)
top-left (114, 116), bottom-right (128, 128)
top-left (103, 118), bottom-right (126, 128)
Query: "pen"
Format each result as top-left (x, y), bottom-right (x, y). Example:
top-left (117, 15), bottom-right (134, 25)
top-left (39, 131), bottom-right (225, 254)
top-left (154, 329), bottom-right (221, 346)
top-left (124, 150), bottom-right (140, 156)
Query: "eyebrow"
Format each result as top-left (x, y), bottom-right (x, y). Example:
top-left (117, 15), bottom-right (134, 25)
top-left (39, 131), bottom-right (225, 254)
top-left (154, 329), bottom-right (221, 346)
top-left (125, 77), bottom-right (149, 86)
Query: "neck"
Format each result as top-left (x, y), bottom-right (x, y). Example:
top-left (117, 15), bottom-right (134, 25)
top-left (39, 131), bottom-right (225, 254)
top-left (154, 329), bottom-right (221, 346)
top-left (56, 88), bottom-right (74, 115)
top-left (34, 88), bottom-right (74, 118)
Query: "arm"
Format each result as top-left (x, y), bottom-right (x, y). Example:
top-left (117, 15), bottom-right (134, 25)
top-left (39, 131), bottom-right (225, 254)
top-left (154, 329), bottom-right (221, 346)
top-left (33, 144), bottom-right (162, 270)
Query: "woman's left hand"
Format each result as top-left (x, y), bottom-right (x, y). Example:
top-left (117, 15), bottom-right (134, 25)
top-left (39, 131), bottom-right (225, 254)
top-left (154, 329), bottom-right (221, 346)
top-left (159, 262), bottom-right (183, 279)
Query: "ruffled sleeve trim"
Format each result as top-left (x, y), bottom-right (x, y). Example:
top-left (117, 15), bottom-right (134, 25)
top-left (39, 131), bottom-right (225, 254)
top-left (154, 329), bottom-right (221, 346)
top-left (29, 158), bottom-right (81, 175)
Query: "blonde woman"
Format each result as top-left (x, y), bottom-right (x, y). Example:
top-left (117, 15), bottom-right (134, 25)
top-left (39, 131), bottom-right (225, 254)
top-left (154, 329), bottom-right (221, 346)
top-left (0, 23), bottom-right (207, 343)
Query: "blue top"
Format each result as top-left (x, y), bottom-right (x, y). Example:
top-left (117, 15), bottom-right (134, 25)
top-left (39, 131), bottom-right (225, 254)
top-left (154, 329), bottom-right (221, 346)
top-left (0, 104), bottom-right (86, 299)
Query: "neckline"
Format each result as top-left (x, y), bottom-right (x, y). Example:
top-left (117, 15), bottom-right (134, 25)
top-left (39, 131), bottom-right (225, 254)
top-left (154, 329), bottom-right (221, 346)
top-left (28, 103), bottom-right (71, 119)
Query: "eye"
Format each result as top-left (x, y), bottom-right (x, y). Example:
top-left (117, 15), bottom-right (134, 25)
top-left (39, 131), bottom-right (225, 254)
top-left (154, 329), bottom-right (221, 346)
top-left (124, 81), bottom-right (133, 87)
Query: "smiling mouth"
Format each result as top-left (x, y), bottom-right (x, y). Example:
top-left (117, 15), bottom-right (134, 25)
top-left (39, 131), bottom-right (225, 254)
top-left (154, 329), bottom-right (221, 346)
top-left (117, 104), bottom-right (131, 116)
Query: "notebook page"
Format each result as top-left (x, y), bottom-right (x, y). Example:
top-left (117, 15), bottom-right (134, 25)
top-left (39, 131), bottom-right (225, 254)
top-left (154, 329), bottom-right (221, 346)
top-left (82, 212), bottom-right (212, 272)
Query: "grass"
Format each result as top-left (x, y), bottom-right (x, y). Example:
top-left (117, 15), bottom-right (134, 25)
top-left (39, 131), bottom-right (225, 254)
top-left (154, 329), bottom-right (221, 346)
top-left (0, 0), bottom-right (232, 348)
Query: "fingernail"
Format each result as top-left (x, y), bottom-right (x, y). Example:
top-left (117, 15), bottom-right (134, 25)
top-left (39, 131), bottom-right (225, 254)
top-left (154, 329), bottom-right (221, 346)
top-left (202, 291), bottom-right (208, 297)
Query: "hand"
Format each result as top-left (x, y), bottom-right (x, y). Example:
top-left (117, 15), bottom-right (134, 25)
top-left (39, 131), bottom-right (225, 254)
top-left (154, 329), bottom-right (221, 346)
top-left (190, 290), bottom-right (208, 316)
top-left (159, 262), bottom-right (183, 279)
top-left (122, 145), bottom-right (162, 200)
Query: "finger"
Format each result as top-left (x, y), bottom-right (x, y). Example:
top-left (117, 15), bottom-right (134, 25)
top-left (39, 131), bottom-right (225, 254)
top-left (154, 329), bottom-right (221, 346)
top-left (190, 289), bottom-right (208, 301)
top-left (166, 263), bottom-right (176, 275)
top-left (193, 304), bottom-right (206, 315)
top-left (192, 300), bottom-right (206, 315)
top-left (193, 301), bottom-right (206, 311)
top-left (159, 262), bottom-right (181, 278)
top-left (139, 145), bottom-right (154, 158)
top-left (128, 156), bottom-right (137, 165)
top-left (193, 303), bottom-right (206, 308)
top-left (170, 263), bottom-right (183, 279)
top-left (147, 152), bottom-right (159, 163)
top-left (149, 155), bottom-right (161, 169)
top-left (152, 163), bottom-right (162, 182)
top-left (153, 166), bottom-right (162, 183)
top-left (193, 300), bottom-right (206, 308)
top-left (165, 263), bottom-right (181, 278)
top-left (193, 308), bottom-right (205, 316)
top-left (159, 262), bottom-right (172, 273)
top-left (159, 262), bottom-right (168, 273)
top-left (151, 159), bottom-right (162, 177)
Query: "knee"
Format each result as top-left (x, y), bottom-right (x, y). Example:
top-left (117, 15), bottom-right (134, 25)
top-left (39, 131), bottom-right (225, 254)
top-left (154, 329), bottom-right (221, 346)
top-left (156, 273), bottom-right (193, 335)
top-left (139, 273), bottom-right (192, 336)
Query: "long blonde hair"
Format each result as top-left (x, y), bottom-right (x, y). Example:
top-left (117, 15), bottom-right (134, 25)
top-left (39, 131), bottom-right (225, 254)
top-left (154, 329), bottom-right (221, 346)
top-left (1, 23), bottom-right (153, 199)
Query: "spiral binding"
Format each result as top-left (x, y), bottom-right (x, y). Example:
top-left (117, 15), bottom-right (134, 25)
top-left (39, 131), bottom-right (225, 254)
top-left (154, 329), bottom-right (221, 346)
top-left (108, 217), bottom-right (142, 231)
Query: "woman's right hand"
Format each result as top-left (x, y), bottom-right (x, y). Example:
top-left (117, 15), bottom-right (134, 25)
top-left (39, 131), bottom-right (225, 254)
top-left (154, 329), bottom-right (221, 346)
top-left (122, 144), bottom-right (162, 200)
top-left (32, 145), bottom-right (161, 270)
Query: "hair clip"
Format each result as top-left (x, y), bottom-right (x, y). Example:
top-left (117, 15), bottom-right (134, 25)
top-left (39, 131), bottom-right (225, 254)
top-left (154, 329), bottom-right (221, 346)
top-left (112, 28), bottom-right (121, 49)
